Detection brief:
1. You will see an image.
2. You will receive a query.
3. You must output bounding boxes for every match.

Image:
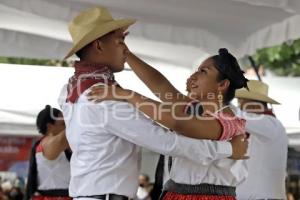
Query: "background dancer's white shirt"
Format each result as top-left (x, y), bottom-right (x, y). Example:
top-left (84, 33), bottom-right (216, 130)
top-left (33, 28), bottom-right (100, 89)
top-left (36, 147), bottom-right (70, 190)
top-left (58, 83), bottom-right (234, 199)
top-left (236, 111), bottom-right (288, 200)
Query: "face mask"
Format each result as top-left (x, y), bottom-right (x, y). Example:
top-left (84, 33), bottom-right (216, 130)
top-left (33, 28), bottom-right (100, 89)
top-left (10, 190), bottom-right (18, 197)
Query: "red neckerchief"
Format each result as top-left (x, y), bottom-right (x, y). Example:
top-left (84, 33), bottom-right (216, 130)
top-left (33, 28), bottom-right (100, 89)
top-left (66, 61), bottom-right (116, 103)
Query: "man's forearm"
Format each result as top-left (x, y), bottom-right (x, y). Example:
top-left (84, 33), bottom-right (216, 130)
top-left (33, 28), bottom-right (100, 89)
top-left (104, 102), bottom-right (233, 165)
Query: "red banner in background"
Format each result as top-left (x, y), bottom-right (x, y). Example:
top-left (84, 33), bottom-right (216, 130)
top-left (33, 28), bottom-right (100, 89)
top-left (0, 136), bottom-right (35, 178)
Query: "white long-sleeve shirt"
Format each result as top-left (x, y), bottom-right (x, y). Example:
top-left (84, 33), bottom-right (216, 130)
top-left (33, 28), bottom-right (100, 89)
top-left (236, 111), bottom-right (288, 200)
top-left (58, 84), bottom-right (233, 199)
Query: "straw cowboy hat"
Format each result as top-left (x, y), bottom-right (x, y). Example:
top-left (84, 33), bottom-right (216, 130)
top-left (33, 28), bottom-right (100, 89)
top-left (64, 6), bottom-right (136, 59)
top-left (235, 80), bottom-right (280, 104)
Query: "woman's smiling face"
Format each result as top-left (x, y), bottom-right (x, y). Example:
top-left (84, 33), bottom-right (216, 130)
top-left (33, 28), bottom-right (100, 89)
top-left (186, 57), bottom-right (222, 100)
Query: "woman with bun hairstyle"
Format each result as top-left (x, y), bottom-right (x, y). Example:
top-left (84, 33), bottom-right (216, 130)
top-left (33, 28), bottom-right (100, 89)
top-left (25, 105), bottom-right (71, 200)
top-left (88, 48), bottom-right (249, 200)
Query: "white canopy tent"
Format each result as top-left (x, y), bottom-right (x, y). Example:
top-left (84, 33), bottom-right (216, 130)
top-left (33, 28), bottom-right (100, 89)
top-left (0, 0), bottom-right (300, 140)
top-left (2, 0), bottom-right (300, 64)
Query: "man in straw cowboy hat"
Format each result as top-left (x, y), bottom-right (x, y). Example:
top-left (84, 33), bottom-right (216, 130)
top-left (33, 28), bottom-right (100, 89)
top-left (58, 6), bottom-right (248, 200)
top-left (235, 80), bottom-right (288, 200)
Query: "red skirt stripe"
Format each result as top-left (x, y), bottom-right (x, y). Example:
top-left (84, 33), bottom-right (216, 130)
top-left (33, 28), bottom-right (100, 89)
top-left (163, 192), bottom-right (236, 200)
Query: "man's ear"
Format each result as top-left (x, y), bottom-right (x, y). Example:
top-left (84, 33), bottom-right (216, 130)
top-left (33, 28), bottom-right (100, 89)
top-left (218, 79), bottom-right (230, 92)
top-left (92, 39), bottom-right (105, 53)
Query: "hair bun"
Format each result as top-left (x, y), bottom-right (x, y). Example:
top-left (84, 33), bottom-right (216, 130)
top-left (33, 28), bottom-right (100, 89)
top-left (218, 48), bottom-right (229, 56)
top-left (45, 105), bottom-right (51, 109)
top-left (45, 105), bottom-right (51, 112)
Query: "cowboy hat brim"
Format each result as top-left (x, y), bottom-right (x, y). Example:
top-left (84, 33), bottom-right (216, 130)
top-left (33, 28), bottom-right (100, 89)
top-left (235, 89), bottom-right (280, 104)
top-left (64, 18), bottom-right (136, 59)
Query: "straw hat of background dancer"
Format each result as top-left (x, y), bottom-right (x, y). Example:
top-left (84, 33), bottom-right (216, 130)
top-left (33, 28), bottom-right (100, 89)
top-left (235, 80), bottom-right (280, 104)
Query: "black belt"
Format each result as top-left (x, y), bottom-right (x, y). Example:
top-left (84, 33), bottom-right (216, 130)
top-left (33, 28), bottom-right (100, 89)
top-left (257, 199), bottom-right (284, 200)
top-left (38, 189), bottom-right (69, 196)
top-left (163, 179), bottom-right (236, 196)
top-left (77, 194), bottom-right (131, 200)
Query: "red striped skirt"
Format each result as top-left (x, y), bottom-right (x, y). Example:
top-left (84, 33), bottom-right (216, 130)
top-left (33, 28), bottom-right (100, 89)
top-left (32, 196), bottom-right (72, 200)
top-left (163, 192), bottom-right (236, 200)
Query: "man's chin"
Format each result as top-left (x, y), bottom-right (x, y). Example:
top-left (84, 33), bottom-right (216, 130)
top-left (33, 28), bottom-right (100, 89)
top-left (110, 65), bottom-right (125, 73)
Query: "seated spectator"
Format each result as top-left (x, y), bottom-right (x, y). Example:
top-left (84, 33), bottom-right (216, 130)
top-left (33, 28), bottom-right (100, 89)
top-left (137, 174), bottom-right (153, 200)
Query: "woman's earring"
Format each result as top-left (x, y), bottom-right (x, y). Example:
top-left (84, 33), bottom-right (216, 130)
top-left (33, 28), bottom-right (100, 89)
top-left (217, 91), bottom-right (223, 108)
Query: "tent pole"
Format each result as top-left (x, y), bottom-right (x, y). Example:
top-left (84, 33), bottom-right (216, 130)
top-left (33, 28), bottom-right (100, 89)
top-left (247, 56), bottom-right (274, 110)
top-left (248, 56), bottom-right (261, 81)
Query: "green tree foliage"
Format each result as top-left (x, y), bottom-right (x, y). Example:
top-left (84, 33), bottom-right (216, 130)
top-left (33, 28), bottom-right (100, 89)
top-left (253, 39), bottom-right (300, 76)
top-left (0, 56), bottom-right (71, 67)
